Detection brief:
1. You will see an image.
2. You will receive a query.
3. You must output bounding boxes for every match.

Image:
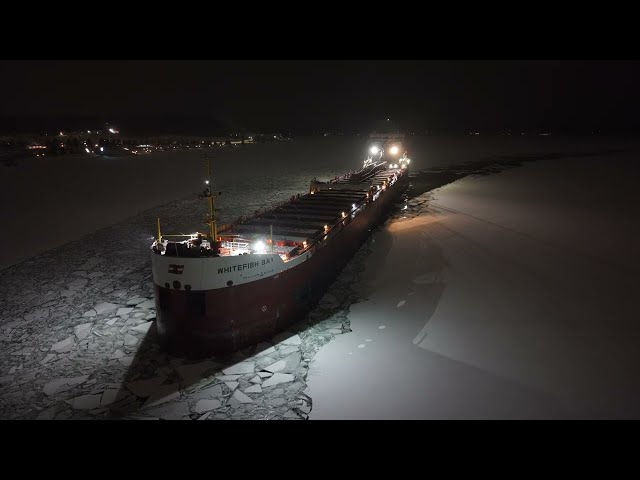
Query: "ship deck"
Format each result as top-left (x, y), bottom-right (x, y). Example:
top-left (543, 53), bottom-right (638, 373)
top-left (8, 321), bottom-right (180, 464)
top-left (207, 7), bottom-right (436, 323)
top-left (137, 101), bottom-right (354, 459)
top-left (150, 164), bottom-right (406, 261)
top-left (220, 167), bottom-right (403, 245)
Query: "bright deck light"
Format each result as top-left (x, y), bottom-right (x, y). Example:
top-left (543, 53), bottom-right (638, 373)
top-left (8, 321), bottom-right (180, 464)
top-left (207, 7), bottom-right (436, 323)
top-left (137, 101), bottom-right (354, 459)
top-left (390, 145), bottom-right (399, 155)
top-left (253, 241), bottom-right (266, 253)
top-left (370, 146), bottom-right (379, 154)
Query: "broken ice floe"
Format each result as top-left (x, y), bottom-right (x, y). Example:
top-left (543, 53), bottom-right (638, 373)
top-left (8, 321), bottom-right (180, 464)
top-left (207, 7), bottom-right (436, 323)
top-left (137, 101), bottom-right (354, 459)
top-left (0, 186), bottom-right (379, 420)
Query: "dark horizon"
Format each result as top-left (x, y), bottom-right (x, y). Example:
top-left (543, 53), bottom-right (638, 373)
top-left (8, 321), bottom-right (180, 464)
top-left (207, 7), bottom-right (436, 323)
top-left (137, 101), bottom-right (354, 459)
top-left (2, 60), bottom-right (640, 136)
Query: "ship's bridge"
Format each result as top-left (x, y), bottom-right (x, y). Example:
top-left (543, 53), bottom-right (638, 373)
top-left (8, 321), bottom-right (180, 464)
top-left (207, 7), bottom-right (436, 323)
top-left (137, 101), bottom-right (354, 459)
top-left (366, 132), bottom-right (407, 169)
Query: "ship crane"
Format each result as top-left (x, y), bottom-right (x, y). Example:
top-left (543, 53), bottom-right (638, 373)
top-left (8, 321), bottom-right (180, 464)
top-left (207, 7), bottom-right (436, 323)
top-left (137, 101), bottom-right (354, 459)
top-left (204, 155), bottom-right (218, 241)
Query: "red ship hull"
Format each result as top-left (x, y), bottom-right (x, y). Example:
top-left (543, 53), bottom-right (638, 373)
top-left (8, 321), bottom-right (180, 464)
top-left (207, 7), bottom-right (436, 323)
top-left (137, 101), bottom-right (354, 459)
top-left (154, 174), bottom-right (408, 358)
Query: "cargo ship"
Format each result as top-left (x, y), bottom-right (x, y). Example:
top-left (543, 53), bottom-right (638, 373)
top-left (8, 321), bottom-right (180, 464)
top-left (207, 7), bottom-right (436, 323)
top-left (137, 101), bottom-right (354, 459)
top-left (150, 134), bottom-right (411, 357)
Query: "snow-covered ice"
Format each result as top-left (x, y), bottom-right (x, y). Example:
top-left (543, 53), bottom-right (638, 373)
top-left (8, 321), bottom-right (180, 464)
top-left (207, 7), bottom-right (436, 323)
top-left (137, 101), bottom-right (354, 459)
top-left (307, 150), bottom-right (640, 419)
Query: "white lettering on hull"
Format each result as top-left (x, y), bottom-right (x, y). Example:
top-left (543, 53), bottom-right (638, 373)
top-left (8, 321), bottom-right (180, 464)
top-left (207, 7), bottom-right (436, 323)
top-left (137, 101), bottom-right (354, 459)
top-left (151, 252), bottom-right (310, 291)
top-left (216, 256), bottom-right (275, 274)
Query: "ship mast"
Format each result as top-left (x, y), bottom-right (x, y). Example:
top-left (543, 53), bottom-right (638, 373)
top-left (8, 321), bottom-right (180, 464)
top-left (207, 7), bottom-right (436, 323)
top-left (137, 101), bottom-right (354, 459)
top-left (205, 155), bottom-right (218, 241)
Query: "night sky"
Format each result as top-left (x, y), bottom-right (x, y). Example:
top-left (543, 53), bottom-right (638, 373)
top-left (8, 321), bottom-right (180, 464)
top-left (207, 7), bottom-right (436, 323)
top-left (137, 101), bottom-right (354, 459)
top-left (1, 60), bottom-right (640, 135)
